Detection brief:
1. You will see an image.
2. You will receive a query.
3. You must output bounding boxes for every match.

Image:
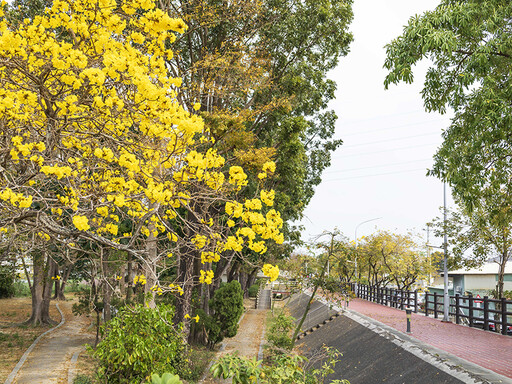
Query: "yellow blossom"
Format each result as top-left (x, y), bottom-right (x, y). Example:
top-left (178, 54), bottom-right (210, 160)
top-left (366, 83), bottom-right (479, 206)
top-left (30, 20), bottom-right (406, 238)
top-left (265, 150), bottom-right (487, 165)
top-left (73, 215), bottom-right (90, 231)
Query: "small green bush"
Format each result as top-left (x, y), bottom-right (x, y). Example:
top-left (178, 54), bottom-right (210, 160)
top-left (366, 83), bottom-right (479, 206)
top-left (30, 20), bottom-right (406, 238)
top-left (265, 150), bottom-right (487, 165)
top-left (73, 374), bottom-right (93, 384)
top-left (149, 373), bottom-right (182, 384)
top-left (196, 280), bottom-right (244, 347)
top-left (92, 303), bottom-right (188, 384)
top-left (0, 265), bottom-right (16, 299)
top-left (248, 284), bottom-right (260, 298)
top-left (211, 346), bottom-right (347, 384)
top-left (13, 281), bottom-right (31, 297)
top-left (264, 311), bottom-right (294, 360)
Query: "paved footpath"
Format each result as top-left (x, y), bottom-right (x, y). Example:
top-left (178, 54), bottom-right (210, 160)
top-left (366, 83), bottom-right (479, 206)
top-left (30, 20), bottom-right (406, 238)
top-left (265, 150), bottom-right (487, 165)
top-left (348, 298), bottom-right (512, 379)
top-left (202, 308), bottom-right (268, 384)
top-left (5, 302), bottom-right (94, 384)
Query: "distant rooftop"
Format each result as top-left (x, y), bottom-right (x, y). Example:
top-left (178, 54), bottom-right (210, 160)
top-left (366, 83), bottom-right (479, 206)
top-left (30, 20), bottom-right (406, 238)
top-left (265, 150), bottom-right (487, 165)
top-left (443, 261), bottom-right (512, 275)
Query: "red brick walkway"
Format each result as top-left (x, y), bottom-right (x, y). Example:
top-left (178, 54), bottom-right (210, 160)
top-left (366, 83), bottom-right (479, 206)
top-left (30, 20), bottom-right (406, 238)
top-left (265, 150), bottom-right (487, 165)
top-left (348, 298), bottom-right (512, 379)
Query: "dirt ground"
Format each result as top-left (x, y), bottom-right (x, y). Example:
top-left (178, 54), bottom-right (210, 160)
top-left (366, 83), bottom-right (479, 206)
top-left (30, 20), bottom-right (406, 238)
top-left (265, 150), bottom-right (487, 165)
top-left (0, 297), bottom-right (62, 382)
top-left (0, 296), bottom-right (95, 384)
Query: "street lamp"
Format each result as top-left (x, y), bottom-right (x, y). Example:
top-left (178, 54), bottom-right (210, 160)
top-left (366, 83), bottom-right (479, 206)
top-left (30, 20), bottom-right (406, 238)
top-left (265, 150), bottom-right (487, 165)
top-left (354, 217), bottom-right (382, 296)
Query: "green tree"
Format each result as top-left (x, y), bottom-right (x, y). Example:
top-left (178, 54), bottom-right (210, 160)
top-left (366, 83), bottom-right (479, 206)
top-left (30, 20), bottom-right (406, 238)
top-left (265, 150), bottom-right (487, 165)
top-left (384, 0), bottom-right (512, 300)
top-left (431, 200), bottom-right (512, 300)
top-left (165, 0), bottom-right (354, 240)
top-left (384, 0), bottom-right (512, 211)
top-left (357, 231), bottom-right (432, 291)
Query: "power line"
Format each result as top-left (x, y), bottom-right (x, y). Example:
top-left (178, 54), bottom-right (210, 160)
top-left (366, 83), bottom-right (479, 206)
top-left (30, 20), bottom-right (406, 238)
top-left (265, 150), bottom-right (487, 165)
top-left (340, 117), bottom-right (447, 137)
top-left (337, 108), bottom-right (427, 126)
top-left (342, 132), bottom-right (440, 148)
top-left (323, 167), bottom-right (429, 182)
top-left (324, 158), bottom-right (431, 174)
top-left (333, 142), bottom-right (441, 158)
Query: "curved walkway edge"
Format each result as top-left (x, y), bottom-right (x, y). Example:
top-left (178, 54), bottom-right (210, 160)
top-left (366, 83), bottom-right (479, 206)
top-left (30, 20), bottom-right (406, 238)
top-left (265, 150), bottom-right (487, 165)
top-left (4, 303), bottom-right (65, 384)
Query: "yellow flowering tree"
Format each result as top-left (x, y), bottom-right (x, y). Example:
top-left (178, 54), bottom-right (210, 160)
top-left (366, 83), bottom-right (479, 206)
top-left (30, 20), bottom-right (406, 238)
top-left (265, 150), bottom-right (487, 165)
top-left (0, 0), bottom-right (284, 329)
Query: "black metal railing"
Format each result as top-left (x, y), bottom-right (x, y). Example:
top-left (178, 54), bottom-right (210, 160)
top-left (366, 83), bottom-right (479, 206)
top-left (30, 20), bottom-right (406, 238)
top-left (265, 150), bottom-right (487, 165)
top-left (424, 292), bottom-right (512, 335)
top-left (349, 283), bottom-right (418, 313)
top-left (349, 283), bottom-right (512, 336)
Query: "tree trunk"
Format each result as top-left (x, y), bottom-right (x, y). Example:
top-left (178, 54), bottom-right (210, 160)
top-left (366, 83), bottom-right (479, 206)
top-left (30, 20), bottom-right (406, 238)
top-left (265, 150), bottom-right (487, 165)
top-left (126, 253), bottom-right (133, 302)
top-left (292, 255), bottom-right (330, 344)
top-left (144, 205), bottom-right (160, 308)
top-left (57, 263), bottom-right (73, 300)
top-left (209, 253), bottom-right (233, 298)
top-left (174, 243), bottom-right (194, 337)
top-left (227, 260), bottom-right (240, 282)
top-left (239, 270), bottom-right (248, 297)
top-left (52, 278), bottom-right (61, 300)
top-left (494, 250), bottom-right (508, 333)
top-left (102, 249), bottom-right (112, 322)
top-left (245, 268), bottom-right (258, 297)
top-left (26, 251), bottom-right (56, 326)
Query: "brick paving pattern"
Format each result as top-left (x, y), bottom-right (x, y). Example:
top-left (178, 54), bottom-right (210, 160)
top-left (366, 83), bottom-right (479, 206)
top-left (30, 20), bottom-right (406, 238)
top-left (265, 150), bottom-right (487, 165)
top-left (349, 298), bottom-right (512, 379)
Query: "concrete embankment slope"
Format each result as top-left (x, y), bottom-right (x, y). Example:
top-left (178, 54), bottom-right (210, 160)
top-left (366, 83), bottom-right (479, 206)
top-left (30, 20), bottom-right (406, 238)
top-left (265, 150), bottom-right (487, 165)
top-left (286, 293), bottom-right (339, 333)
top-left (286, 294), bottom-right (489, 384)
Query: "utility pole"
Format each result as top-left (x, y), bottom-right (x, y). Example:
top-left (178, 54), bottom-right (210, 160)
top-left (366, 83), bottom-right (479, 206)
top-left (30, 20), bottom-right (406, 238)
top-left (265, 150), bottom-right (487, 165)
top-left (443, 182), bottom-right (450, 322)
top-left (425, 224), bottom-right (431, 284)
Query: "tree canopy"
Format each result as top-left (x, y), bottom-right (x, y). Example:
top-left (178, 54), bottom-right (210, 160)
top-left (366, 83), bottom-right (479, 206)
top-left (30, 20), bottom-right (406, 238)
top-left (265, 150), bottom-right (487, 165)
top-left (0, 0), bottom-right (282, 327)
top-left (384, 0), bottom-right (512, 213)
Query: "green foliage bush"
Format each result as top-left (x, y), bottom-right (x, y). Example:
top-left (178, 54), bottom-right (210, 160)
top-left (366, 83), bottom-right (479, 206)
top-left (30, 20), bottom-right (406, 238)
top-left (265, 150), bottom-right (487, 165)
top-left (265, 311), bottom-right (294, 357)
top-left (13, 280), bottom-right (31, 297)
top-left (73, 374), bottom-right (93, 384)
top-left (248, 284), bottom-right (260, 298)
top-left (0, 265), bottom-right (16, 299)
top-left (197, 280), bottom-right (244, 347)
top-left (211, 346), bottom-right (347, 384)
top-left (92, 303), bottom-right (188, 384)
top-left (149, 372), bottom-right (182, 384)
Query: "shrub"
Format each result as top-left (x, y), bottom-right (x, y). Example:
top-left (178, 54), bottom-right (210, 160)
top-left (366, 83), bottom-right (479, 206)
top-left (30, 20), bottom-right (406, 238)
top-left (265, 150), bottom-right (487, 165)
top-left (73, 374), bottom-right (93, 384)
top-left (149, 373), bottom-right (182, 384)
top-left (211, 346), bottom-right (347, 384)
top-left (248, 284), bottom-right (260, 298)
top-left (13, 280), bottom-right (31, 297)
top-left (197, 280), bottom-right (244, 347)
top-left (0, 265), bottom-right (15, 299)
top-left (92, 303), bottom-right (188, 383)
top-left (265, 311), bottom-right (294, 356)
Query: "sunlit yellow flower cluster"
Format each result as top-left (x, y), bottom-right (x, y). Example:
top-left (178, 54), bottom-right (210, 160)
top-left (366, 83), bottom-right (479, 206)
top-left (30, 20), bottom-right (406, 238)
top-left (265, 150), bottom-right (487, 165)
top-left (133, 275), bottom-right (147, 285)
top-left (72, 215), bottom-right (90, 231)
top-left (150, 284), bottom-right (163, 295)
top-left (201, 251), bottom-right (220, 264)
top-left (0, 0), bottom-right (287, 303)
top-left (168, 283), bottom-right (184, 296)
top-left (262, 264), bottom-right (279, 282)
top-left (199, 270), bottom-right (214, 284)
top-left (0, 188), bottom-right (33, 208)
top-left (184, 313), bottom-right (200, 322)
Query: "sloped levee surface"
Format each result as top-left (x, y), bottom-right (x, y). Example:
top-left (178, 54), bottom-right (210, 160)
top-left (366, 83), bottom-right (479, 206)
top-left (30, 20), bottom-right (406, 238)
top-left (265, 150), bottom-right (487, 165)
top-left (286, 293), bottom-right (338, 332)
top-left (298, 310), bottom-right (463, 383)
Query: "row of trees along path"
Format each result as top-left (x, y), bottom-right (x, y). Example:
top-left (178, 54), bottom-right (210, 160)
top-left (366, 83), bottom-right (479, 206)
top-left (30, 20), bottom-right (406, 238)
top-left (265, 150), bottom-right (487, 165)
top-left (5, 301), bottom-right (94, 384)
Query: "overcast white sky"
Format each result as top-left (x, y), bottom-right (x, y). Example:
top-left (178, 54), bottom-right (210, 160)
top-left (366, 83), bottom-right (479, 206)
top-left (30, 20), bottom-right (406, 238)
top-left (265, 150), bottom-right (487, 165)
top-left (297, 0), bottom-right (454, 245)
